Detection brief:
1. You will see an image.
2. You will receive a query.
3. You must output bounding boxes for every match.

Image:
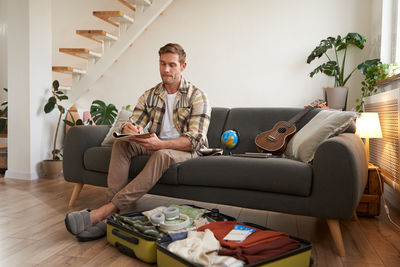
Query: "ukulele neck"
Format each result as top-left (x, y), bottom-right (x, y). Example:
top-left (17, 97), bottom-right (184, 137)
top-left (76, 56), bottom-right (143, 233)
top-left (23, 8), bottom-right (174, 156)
top-left (286, 106), bottom-right (313, 127)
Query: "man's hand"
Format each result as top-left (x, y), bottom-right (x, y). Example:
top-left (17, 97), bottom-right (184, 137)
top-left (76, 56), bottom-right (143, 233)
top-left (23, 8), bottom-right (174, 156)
top-left (122, 123), bottom-right (143, 134)
top-left (129, 133), bottom-right (165, 150)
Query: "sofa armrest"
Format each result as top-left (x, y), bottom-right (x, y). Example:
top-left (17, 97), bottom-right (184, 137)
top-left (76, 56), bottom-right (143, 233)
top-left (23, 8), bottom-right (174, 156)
top-left (311, 133), bottom-right (368, 220)
top-left (63, 125), bottom-right (110, 183)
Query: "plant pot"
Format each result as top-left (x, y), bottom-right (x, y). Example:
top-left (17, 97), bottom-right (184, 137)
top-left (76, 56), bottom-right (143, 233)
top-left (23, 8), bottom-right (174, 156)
top-left (323, 86), bottom-right (348, 110)
top-left (42, 160), bottom-right (63, 178)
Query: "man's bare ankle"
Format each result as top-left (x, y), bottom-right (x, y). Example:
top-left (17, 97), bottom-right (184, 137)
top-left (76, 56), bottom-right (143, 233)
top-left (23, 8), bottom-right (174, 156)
top-left (90, 203), bottom-right (118, 225)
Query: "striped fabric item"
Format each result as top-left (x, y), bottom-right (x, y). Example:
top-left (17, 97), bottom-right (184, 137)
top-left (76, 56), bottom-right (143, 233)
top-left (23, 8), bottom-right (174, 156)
top-left (128, 77), bottom-right (211, 151)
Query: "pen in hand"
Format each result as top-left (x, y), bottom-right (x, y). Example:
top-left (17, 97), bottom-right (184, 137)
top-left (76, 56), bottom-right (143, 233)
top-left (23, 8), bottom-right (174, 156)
top-left (129, 117), bottom-right (142, 134)
top-left (129, 117), bottom-right (137, 126)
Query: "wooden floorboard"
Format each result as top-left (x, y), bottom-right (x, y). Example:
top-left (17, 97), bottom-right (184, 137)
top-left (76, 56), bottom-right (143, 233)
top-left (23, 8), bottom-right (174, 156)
top-left (1, 175), bottom-right (400, 266)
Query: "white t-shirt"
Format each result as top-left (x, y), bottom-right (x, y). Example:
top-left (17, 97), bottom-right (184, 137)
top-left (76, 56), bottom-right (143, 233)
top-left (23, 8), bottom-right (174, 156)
top-left (159, 91), bottom-right (181, 140)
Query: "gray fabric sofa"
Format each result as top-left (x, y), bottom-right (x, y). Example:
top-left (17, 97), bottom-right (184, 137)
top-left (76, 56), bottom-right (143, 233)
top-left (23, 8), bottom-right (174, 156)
top-left (63, 107), bottom-right (367, 256)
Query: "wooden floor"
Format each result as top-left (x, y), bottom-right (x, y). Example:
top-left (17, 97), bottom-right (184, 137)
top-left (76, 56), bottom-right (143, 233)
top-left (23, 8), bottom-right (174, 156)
top-left (1, 175), bottom-right (400, 267)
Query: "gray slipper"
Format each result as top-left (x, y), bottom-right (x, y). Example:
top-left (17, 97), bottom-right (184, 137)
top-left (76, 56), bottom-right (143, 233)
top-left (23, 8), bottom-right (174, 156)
top-left (65, 209), bottom-right (92, 235)
top-left (76, 221), bottom-right (107, 242)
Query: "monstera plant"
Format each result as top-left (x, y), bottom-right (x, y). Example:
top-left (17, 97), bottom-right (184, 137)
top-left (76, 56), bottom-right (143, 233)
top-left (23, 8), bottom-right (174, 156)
top-left (307, 32), bottom-right (366, 86)
top-left (90, 100), bottom-right (118, 125)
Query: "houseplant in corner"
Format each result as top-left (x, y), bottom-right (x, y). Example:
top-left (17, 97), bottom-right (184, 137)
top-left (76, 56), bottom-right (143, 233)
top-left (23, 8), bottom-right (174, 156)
top-left (307, 32), bottom-right (366, 110)
top-left (42, 80), bottom-right (69, 177)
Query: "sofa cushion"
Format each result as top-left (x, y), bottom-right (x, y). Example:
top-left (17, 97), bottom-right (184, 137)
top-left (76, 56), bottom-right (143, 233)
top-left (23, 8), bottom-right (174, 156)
top-left (285, 110), bottom-right (358, 163)
top-left (83, 147), bottom-right (178, 184)
top-left (101, 107), bottom-right (132, 147)
top-left (177, 156), bottom-right (312, 196)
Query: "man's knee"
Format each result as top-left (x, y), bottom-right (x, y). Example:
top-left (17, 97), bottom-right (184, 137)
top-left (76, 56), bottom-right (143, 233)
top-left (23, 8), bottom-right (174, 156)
top-left (112, 139), bottom-right (129, 150)
top-left (151, 149), bottom-right (175, 159)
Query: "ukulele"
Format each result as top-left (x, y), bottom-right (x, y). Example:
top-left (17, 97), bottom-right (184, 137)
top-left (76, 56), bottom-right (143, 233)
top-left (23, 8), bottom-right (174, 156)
top-left (254, 100), bottom-right (325, 155)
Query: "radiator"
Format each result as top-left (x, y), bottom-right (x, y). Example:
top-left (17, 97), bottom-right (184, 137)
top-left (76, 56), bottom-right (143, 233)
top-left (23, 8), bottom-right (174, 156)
top-left (364, 88), bottom-right (400, 192)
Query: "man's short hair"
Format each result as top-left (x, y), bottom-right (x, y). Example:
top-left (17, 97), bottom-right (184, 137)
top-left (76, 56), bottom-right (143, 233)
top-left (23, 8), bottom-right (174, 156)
top-left (158, 43), bottom-right (186, 64)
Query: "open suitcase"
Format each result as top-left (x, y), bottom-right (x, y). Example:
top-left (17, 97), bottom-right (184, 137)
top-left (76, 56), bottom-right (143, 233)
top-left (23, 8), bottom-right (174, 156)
top-left (156, 222), bottom-right (312, 267)
top-left (107, 206), bottom-right (312, 266)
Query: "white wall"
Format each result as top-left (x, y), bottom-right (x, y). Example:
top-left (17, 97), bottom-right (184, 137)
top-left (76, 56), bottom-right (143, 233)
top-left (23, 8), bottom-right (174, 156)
top-left (52, 0), bottom-right (375, 111)
top-left (6, 0), bottom-right (53, 179)
top-left (0, 0), bottom-right (7, 103)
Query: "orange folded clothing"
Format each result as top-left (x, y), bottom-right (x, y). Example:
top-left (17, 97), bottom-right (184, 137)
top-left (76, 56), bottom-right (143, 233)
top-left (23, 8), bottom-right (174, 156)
top-left (218, 236), bottom-right (301, 264)
top-left (197, 221), bottom-right (288, 249)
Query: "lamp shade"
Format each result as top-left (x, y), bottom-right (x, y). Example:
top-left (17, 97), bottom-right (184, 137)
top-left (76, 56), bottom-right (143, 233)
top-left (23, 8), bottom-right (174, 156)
top-left (356, 112), bottom-right (383, 138)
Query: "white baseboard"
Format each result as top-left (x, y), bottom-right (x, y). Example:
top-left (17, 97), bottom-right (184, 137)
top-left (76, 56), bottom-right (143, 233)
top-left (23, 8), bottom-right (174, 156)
top-left (4, 170), bottom-right (39, 180)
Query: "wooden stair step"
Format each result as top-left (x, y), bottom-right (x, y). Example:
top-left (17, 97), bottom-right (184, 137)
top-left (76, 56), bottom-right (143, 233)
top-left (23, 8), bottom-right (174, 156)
top-left (118, 0), bottom-right (152, 11)
top-left (59, 48), bottom-right (102, 60)
top-left (93, 11), bottom-right (134, 27)
top-left (52, 66), bottom-right (86, 75)
top-left (76, 30), bottom-right (118, 43)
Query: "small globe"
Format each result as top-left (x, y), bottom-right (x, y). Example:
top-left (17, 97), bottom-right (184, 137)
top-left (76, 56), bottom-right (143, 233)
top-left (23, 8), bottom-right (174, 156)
top-left (221, 130), bottom-right (239, 150)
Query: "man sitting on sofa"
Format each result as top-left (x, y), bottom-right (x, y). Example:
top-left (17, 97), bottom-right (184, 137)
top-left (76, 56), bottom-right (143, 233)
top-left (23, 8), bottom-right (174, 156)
top-left (65, 43), bottom-right (211, 240)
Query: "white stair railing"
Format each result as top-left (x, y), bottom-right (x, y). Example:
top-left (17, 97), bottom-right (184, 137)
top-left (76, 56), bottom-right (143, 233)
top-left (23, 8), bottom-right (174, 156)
top-left (54, 0), bottom-right (173, 107)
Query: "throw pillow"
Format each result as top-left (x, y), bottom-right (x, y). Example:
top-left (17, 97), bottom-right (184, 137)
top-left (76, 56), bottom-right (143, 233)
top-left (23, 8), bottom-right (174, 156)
top-left (284, 109), bottom-right (358, 163)
top-left (101, 107), bottom-right (133, 147)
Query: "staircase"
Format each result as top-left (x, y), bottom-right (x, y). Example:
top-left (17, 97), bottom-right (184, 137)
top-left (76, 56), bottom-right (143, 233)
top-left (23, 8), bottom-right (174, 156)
top-left (52, 0), bottom-right (173, 107)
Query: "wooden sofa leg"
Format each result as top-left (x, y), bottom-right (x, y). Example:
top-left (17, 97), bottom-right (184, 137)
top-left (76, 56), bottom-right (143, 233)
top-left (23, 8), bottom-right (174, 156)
top-left (68, 183), bottom-right (84, 208)
top-left (326, 219), bottom-right (346, 257)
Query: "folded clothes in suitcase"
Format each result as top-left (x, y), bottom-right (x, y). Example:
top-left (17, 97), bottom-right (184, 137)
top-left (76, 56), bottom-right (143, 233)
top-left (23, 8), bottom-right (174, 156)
top-left (156, 222), bottom-right (312, 267)
top-left (106, 205), bottom-right (235, 264)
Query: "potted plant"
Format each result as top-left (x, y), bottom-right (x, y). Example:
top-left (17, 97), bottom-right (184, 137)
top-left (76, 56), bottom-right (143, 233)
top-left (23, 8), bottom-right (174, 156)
top-left (355, 60), bottom-right (396, 112)
top-left (307, 32), bottom-right (366, 110)
top-left (42, 80), bottom-right (69, 177)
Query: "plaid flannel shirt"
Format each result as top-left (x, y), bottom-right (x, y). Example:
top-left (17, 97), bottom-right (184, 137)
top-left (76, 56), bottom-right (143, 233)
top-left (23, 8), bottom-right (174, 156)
top-left (126, 78), bottom-right (211, 151)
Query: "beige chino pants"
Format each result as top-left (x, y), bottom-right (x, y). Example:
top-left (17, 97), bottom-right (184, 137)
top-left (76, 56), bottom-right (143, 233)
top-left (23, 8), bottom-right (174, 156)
top-left (106, 139), bottom-right (196, 211)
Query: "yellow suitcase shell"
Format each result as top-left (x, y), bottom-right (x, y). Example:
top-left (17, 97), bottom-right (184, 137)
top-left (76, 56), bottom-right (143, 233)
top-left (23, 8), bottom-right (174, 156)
top-left (106, 212), bottom-right (158, 264)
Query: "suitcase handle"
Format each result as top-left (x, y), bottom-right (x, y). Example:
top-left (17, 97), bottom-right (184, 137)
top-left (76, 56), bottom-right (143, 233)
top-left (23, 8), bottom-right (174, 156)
top-left (112, 228), bottom-right (139, 244)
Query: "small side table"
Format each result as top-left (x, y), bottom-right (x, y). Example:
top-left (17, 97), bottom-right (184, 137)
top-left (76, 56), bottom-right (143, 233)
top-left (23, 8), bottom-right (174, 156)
top-left (356, 163), bottom-right (384, 216)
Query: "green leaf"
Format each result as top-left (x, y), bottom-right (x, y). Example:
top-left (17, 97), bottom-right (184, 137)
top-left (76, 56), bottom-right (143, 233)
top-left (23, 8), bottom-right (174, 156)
top-left (44, 102), bottom-right (55, 113)
top-left (357, 59), bottom-right (380, 74)
top-left (53, 80), bottom-right (60, 91)
top-left (63, 119), bottom-right (75, 126)
top-left (58, 105), bottom-right (65, 113)
top-left (48, 96), bottom-right (56, 104)
top-left (57, 95), bottom-right (68, 101)
top-left (90, 100), bottom-right (118, 125)
top-left (345, 32), bottom-right (366, 49)
top-left (307, 38), bottom-right (334, 64)
top-left (76, 119), bottom-right (84, 125)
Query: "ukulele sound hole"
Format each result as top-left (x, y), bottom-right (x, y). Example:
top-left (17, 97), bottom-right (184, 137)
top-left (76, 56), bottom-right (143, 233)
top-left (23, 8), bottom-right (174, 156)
top-left (278, 128), bottom-right (287, 133)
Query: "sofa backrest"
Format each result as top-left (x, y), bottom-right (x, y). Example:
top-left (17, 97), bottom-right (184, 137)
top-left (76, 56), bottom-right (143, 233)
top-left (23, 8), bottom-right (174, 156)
top-left (207, 107), bottom-right (230, 148)
top-left (207, 107), bottom-right (356, 153)
top-left (207, 107), bottom-right (323, 153)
